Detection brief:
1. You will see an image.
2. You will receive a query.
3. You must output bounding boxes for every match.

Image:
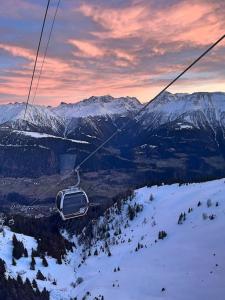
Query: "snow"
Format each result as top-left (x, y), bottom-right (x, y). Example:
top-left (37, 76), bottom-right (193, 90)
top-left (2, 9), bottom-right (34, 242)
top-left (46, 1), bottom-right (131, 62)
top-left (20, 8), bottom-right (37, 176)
top-left (0, 103), bottom-right (63, 131)
top-left (13, 130), bottom-right (89, 144)
top-left (143, 91), bottom-right (225, 129)
top-left (1, 92), bottom-right (225, 135)
top-left (0, 178), bottom-right (225, 299)
top-left (175, 124), bottom-right (193, 130)
top-left (0, 228), bottom-right (77, 298)
top-left (53, 95), bottom-right (141, 119)
top-left (71, 178), bottom-right (225, 300)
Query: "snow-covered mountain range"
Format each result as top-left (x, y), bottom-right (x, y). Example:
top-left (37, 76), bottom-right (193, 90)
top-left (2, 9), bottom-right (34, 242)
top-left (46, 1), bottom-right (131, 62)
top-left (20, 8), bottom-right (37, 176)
top-left (0, 92), bottom-right (225, 179)
top-left (1, 92), bottom-right (225, 136)
top-left (1, 178), bottom-right (225, 299)
top-left (53, 95), bottom-right (141, 119)
top-left (140, 91), bottom-right (225, 131)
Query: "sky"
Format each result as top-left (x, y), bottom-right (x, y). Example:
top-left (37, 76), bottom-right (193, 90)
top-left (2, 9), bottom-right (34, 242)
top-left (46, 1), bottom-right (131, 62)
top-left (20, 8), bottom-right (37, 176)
top-left (0, 0), bottom-right (225, 106)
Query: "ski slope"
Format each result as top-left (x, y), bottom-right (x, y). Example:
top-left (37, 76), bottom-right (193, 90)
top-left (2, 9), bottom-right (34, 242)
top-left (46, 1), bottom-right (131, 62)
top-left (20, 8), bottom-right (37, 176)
top-left (0, 178), bottom-right (224, 300)
top-left (72, 178), bottom-right (225, 300)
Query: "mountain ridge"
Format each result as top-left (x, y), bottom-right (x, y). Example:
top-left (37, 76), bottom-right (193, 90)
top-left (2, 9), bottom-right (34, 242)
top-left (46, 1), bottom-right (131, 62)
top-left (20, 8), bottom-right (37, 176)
top-left (1, 92), bottom-right (225, 136)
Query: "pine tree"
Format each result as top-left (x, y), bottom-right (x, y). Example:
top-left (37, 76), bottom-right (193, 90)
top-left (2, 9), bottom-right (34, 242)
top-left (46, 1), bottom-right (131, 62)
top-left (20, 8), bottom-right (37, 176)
top-left (128, 205), bottom-right (135, 221)
top-left (42, 256), bottom-right (48, 267)
top-left (30, 256), bottom-right (36, 270)
top-left (12, 234), bottom-right (25, 260)
top-left (24, 248), bottom-right (28, 257)
top-left (0, 258), bottom-right (6, 276)
top-left (16, 274), bottom-right (23, 285)
top-left (32, 279), bottom-right (38, 289)
top-left (36, 270), bottom-right (46, 281)
top-left (94, 249), bottom-right (98, 256)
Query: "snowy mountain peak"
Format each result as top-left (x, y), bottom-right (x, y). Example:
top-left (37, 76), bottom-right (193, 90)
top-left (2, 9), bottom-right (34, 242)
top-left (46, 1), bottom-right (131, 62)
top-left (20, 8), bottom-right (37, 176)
top-left (142, 91), bottom-right (225, 130)
top-left (0, 103), bottom-right (62, 133)
top-left (53, 95), bottom-right (142, 119)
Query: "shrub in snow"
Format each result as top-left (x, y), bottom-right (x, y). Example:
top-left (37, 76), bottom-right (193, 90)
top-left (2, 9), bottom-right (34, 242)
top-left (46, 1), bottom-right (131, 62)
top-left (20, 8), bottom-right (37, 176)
top-left (178, 213), bottom-right (184, 224)
top-left (149, 194), bottom-right (154, 201)
top-left (209, 214), bottom-right (215, 220)
top-left (76, 277), bottom-right (84, 285)
top-left (207, 199), bottom-right (212, 207)
top-left (12, 257), bottom-right (16, 266)
top-left (158, 231), bottom-right (167, 240)
top-left (202, 213), bottom-right (208, 220)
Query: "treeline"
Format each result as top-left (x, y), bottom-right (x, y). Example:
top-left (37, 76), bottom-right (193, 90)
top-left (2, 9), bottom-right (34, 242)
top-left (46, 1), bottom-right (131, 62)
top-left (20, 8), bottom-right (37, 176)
top-left (0, 259), bottom-right (49, 300)
top-left (134, 173), bottom-right (224, 190)
top-left (9, 215), bottom-right (73, 262)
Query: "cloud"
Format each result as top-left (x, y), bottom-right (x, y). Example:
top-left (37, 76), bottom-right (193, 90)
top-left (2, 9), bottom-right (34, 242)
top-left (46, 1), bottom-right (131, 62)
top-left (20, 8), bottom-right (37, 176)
top-left (68, 39), bottom-right (105, 57)
top-left (0, 0), bottom-right (225, 105)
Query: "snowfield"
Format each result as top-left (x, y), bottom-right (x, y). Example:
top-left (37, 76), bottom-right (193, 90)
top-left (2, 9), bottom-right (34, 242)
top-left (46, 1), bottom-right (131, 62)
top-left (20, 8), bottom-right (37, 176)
top-left (1, 178), bottom-right (225, 300)
top-left (13, 130), bottom-right (89, 144)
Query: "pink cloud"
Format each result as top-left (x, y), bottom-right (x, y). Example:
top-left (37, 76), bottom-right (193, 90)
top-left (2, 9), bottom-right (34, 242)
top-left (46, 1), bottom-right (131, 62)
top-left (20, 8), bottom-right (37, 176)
top-left (1, 1), bottom-right (225, 105)
top-left (68, 39), bottom-right (105, 57)
top-left (78, 1), bottom-right (224, 46)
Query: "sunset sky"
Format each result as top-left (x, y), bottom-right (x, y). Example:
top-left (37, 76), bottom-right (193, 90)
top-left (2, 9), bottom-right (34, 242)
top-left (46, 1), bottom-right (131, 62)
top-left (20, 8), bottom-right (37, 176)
top-left (0, 0), bottom-right (225, 106)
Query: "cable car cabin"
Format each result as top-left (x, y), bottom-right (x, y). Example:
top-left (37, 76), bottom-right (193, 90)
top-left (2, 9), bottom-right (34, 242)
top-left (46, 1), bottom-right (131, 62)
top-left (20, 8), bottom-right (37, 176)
top-left (56, 187), bottom-right (89, 220)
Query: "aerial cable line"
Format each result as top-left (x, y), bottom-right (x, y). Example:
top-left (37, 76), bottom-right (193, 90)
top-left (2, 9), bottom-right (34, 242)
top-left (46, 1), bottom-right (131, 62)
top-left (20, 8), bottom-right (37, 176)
top-left (23, 0), bottom-right (51, 120)
top-left (31, 0), bottom-right (61, 106)
top-left (29, 34), bottom-right (225, 208)
top-left (74, 34), bottom-right (225, 171)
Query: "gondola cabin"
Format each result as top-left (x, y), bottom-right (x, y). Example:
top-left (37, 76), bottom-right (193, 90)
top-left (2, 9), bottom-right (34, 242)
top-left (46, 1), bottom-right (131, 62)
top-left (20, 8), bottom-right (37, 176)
top-left (56, 187), bottom-right (89, 220)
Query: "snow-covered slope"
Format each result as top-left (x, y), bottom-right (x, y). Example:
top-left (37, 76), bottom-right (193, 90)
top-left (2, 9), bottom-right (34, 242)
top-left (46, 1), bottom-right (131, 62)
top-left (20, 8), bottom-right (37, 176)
top-left (71, 178), bottom-right (225, 300)
top-left (0, 103), bottom-right (63, 133)
top-left (1, 178), bottom-right (225, 299)
top-left (12, 130), bottom-right (89, 144)
top-left (141, 91), bottom-right (225, 130)
top-left (52, 95), bottom-right (141, 119)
